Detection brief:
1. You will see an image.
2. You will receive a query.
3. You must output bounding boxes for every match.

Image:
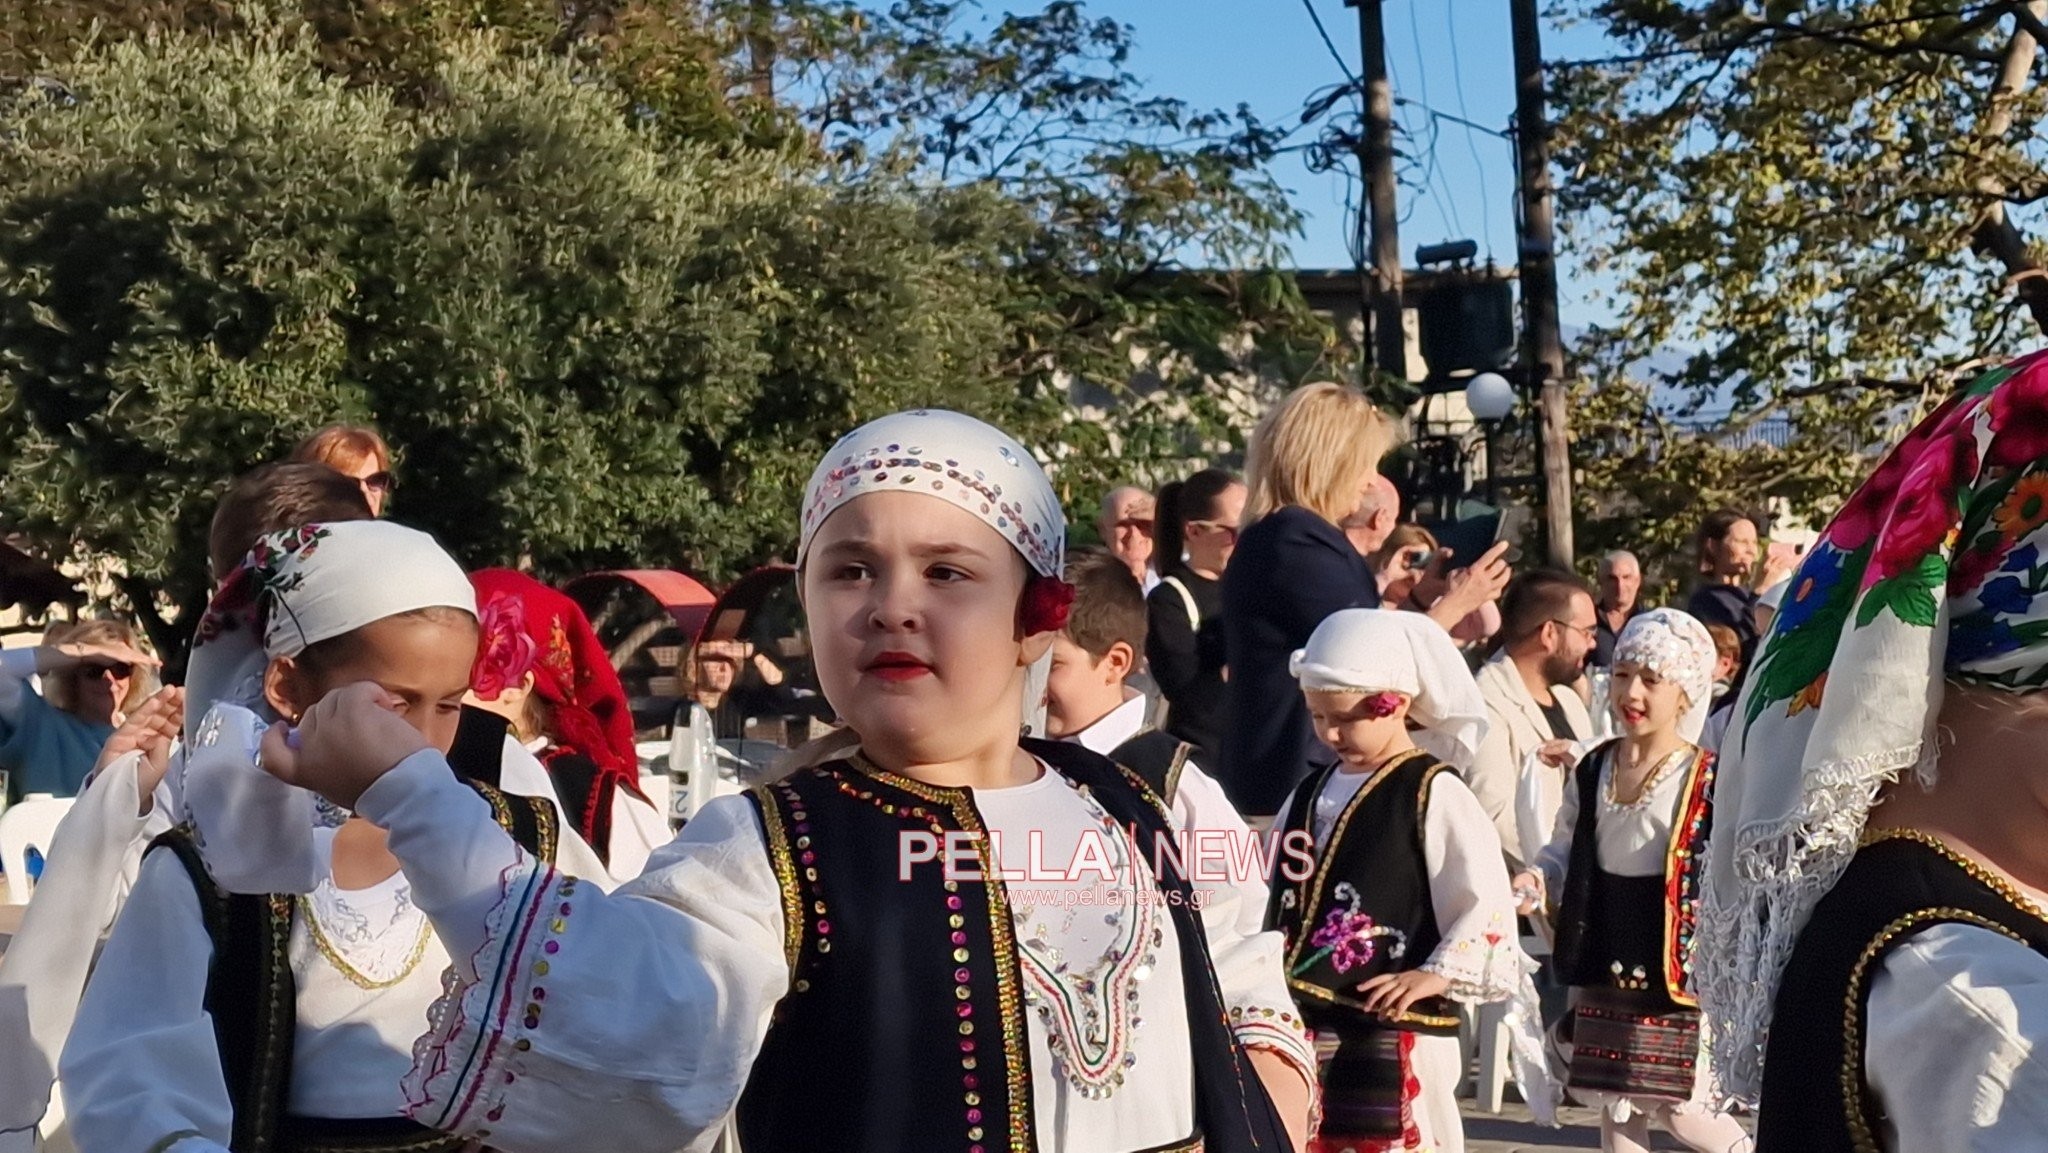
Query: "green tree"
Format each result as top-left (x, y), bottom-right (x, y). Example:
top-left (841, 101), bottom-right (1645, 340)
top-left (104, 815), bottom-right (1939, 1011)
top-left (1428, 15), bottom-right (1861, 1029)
top-left (0, 27), bottom-right (1019, 667)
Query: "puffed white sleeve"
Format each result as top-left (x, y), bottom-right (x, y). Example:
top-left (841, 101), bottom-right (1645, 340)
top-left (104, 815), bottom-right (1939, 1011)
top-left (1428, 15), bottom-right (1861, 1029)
top-left (57, 848), bottom-right (233, 1153)
top-left (0, 750), bottom-right (176, 1145)
top-left (353, 752), bottom-right (788, 1153)
top-left (1172, 763), bottom-right (1317, 1092)
top-left (1417, 772), bottom-right (1532, 1002)
top-left (1865, 922), bottom-right (2048, 1152)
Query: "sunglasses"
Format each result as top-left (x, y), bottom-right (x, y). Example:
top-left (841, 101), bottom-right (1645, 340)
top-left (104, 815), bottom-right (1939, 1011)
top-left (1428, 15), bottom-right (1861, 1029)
top-left (1112, 517), bottom-right (1155, 533)
top-left (1187, 520), bottom-right (1239, 542)
top-left (81, 661), bottom-right (134, 679)
top-left (359, 471), bottom-right (396, 494)
top-left (1400, 548), bottom-right (1432, 572)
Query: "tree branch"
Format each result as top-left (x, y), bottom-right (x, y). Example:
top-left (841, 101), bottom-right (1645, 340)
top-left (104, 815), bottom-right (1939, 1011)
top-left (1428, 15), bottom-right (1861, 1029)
top-left (1968, 2), bottom-right (2048, 336)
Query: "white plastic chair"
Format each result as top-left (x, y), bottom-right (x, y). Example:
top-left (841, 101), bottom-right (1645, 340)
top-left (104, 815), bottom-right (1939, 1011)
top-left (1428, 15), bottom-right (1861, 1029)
top-left (0, 795), bottom-right (74, 904)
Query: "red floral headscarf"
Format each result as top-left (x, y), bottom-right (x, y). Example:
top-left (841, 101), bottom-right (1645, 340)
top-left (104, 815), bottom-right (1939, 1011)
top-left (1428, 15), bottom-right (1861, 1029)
top-left (468, 569), bottom-right (638, 785)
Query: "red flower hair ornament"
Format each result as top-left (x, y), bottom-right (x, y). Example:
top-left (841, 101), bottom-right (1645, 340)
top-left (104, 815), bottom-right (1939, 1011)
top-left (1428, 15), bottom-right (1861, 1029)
top-left (1021, 574), bottom-right (1077, 635)
top-left (1361, 691), bottom-right (1406, 719)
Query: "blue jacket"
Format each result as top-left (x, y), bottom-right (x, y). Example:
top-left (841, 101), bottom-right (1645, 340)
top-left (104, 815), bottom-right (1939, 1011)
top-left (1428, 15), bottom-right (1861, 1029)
top-left (1219, 505), bottom-right (1380, 816)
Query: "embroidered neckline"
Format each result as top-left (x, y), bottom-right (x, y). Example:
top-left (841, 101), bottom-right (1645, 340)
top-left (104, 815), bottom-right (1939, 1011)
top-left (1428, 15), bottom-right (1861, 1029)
top-left (1603, 743), bottom-right (1695, 810)
top-left (1012, 782), bottom-right (1161, 1099)
top-left (298, 879), bottom-right (434, 990)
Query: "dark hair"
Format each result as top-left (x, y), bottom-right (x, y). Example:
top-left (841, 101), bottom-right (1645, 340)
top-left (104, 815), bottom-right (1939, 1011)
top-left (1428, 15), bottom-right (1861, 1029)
top-left (294, 606), bottom-right (479, 678)
top-left (1153, 468), bottom-right (1241, 577)
top-left (1062, 547), bottom-right (1148, 663)
top-left (1497, 569), bottom-right (1594, 648)
top-left (1696, 507), bottom-right (1759, 573)
top-left (209, 462), bottom-right (374, 580)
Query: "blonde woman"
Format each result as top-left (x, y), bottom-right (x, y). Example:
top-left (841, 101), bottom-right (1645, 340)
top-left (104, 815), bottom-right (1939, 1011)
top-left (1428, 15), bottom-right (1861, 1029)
top-left (1217, 382), bottom-right (1404, 821)
top-left (0, 618), bottom-right (157, 802)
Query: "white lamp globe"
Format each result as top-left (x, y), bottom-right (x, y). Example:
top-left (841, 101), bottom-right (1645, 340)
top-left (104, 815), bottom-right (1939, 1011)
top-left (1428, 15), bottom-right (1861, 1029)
top-left (1465, 372), bottom-right (1516, 421)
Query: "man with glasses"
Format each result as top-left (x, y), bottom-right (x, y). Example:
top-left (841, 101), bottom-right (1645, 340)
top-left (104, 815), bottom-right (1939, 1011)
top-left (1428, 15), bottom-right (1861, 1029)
top-left (1470, 569), bottom-right (1598, 868)
top-left (1096, 485), bottom-right (1159, 593)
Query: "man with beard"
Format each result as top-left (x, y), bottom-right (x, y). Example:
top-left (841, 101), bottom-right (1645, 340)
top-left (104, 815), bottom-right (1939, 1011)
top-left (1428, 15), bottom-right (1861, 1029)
top-left (1471, 570), bottom-right (1598, 868)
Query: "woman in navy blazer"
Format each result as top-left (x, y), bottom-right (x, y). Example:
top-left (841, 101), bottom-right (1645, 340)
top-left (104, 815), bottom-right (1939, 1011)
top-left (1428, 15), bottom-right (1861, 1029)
top-left (1219, 382), bottom-right (1394, 819)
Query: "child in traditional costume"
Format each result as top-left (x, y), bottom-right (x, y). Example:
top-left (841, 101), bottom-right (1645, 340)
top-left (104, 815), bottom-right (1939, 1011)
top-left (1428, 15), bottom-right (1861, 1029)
top-left (1513, 609), bottom-right (1749, 1153)
top-left (1700, 352), bottom-right (2048, 1151)
top-left (257, 410), bottom-right (1318, 1153)
top-left (1270, 608), bottom-right (1552, 1153)
top-left (60, 521), bottom-right (565, 1153)
top-left (467, 569), bottom-right (669, 877)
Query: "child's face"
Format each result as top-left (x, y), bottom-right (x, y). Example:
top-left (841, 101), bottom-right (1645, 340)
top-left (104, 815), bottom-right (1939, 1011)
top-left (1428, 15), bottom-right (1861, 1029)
top-left (1042, 633), bottom-right (1128, 739)
top-left (1303, 689), bottom-right (1410, 771)
top-left (270, 615), bottom-right (478, 755)
top-left (1610, 659), bottom-right (1689, 739)
top-left (803, 492), bottom-right (1044, 764)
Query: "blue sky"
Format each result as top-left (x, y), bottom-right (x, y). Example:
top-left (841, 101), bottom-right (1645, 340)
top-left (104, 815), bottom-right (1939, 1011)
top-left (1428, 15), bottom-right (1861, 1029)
top-left (1086, 0), bottom-right (1617, 327)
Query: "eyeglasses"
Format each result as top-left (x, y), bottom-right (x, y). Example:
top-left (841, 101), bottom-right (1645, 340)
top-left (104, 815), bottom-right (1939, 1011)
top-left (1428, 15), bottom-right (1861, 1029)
top-left (1550, 619), bottom-right (1598, 641)
top-left (1112, 517), bottom-right (1154, 534)
top-left (1186, 520), bottom-right (1238, 542)
top-left (360, 471), bottom-right (396, 494)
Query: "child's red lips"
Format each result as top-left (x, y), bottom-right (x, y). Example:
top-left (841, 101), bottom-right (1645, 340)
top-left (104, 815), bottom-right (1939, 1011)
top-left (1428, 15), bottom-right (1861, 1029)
top-left (864, 652), bottom-right (934, 681)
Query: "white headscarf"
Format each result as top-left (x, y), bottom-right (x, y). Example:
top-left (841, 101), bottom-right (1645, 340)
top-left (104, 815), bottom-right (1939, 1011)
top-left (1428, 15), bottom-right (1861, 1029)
top-left (798, 409), bottom-right (1066, 736)
top-left (179, 520), bottom-right (476, 893)
top-left (1289, 608), bottom-right (1489, 771)
top-left (1611, 608), bottom-right (1718, 743)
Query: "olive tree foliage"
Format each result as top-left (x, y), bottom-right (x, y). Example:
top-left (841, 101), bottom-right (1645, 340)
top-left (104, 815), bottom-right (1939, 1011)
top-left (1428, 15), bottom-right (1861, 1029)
top-left (1534, 0), bottom-right (2048, 558)
top-left (0, 28), bottom-right (1019, 664)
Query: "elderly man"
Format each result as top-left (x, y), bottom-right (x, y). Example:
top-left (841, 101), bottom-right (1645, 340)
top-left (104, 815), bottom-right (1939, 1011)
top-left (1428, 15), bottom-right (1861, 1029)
top-left (1591, 549), bottom-right (1646, 668)
top-left (1098, 485), bottom-right (1159, 593)
top-left (1338, 474), bottom-right (1401, 557)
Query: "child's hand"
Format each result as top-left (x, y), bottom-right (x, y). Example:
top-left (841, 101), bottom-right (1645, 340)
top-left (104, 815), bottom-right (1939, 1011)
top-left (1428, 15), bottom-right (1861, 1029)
top-left (1354, 970), bottom-right (1452, 1019)
top-left (259, 682), bottom-right (427, 811)
top-left (1510, 870), bottom-right (1545, 915)
top-left (93, 685), bottom-right (184, 810)
top-left (1535, 739), bottom-right (1577, 769)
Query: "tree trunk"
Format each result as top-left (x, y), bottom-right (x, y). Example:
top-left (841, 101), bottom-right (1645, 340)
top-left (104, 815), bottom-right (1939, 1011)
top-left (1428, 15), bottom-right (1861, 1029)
top-left (116, 575), bottom-right (206, 685)
top-left (1970, 2), bottom-right (2048, 335)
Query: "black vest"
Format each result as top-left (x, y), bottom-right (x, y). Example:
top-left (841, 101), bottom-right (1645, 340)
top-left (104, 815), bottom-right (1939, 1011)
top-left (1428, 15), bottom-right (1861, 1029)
top-left (1757, 832), bottom-right (2048, 1153)
top-left (735, 738), bottom-right (1288, 1153)
top-left (1549, 741), bottom-right (1714, 1007)
top-left (146, 763), bottom-right (556, 1153)
top-left (1266, 751), bottom-right (1459, 1035)
top-left (1108, 728), bottom-right (1193, 807)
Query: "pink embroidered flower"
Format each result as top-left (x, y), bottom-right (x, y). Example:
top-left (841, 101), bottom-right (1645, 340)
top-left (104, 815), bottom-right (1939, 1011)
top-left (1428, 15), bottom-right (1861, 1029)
top-left (472, 596), bottom-right (539, 699)
top-left (1362, 691), bottom-right (1405, 719)
top-left (1988, 360), bottom-right (2048, 468)
top-left (1309, 909), bottom-right (1382, 973)
top-left (1020, 574), bottom-right (1076, 635)
top-left (1826, 393), bottom-right (1980, 553)
top-left (1867, 432), bottom-right (1976, 588)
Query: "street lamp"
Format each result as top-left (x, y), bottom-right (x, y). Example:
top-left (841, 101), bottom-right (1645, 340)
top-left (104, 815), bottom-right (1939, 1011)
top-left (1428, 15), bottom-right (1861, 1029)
top-left (1465, 372), bottom-right (1517, 503)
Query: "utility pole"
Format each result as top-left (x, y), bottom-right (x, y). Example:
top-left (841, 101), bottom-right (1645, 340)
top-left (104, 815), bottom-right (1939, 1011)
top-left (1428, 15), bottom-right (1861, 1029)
top-left (1510, 0), bottom-right (1575, 568)
top-left (1348, 0), bottom-right (1407, 381)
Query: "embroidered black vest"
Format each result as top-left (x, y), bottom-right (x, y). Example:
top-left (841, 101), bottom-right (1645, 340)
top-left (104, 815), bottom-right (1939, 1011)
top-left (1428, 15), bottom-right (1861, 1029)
top-left (1549, 741), bottom-right (1714, 1007)
top-left (1757, 831), bottom-right (2048, 1153)
top-left (1266, 751), bottom-right (1459, 1036)
top-left (146, 767), bottom-right (557, 1153)
top-left (735, 738), bottom-right (1288, 1153)
top-left (1108, 729), bottom-right (1193, 806)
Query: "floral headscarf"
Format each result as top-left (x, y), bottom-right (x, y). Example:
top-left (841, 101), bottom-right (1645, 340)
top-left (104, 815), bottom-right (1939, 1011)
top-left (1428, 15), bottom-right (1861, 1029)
top-left (1699, 349), bottom-right (2048, 1105)
top-left (469, 569), bottom-right (637, 784)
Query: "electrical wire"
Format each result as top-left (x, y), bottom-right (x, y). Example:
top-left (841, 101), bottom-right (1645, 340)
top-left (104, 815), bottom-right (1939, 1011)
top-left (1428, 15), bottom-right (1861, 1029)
top-left (1404, 0), bottom-right (1465, 239)
top-left (1300, 0), bottom-right (1362, 85)
top-left (1442, 0), bottom-right (1497, 256)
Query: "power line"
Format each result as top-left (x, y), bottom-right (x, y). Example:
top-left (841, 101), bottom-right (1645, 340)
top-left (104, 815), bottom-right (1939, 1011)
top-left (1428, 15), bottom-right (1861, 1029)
top-left (1299, 0), bottom-right (1361, 85)
top-left (1403, 0), bottom-right (1464, 239)
top-left (1443, 0), bottom-right (1496, 257)
top-left (1551, 1), bottom-right (1999, 70)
